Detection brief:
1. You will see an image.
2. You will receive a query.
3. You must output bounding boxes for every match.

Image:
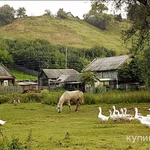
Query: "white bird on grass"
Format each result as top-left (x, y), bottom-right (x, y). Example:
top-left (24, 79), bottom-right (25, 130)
top-left (138, 117), bottom-right (150, 128)
top-left (98, 107), bottom-right (109, 122)
top-left (123, 107), bottom-right (134, 121)
top-left (109, 106), bottom-right (120, 121)
top-left (134, 107), bottom-right (150, 127)
top-left (134, 107), bottom-right (143, 119)
top-left (0, 120), bottom-right (6, 125)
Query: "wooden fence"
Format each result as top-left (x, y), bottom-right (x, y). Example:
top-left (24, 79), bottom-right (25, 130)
top-left (0, 86), bottom-right (22, 94)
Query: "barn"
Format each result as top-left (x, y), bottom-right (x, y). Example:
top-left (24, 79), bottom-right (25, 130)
top-left (83, 55), bottom-right (131, 89)
top-left (38, 69), bottom-right (83, 90)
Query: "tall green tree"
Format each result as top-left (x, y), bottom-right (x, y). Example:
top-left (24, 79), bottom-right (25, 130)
top-left (57, 8), bottom-right (68, 19)
top-left (80, 71), bottom-right (97, 87)
top-left (43, 9), bottom-right (53, 17)
top-left (83, 2), bottom-right (113, 30)
top-left (0, 4), bottom-right (15, 25)
top-left (16, 7), bottom-right (26, 18)
top-left (0, 50), bottom-right (13, 64)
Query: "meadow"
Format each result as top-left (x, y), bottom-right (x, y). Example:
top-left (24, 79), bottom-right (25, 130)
top-left (0, 90), bottom-right (150, 150)
top-left (0, 16), bottom-right (129, 54)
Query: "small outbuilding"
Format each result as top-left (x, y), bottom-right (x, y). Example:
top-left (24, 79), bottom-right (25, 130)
top-left (38, 69), bottom-right (83, 90)
top-left (0, 63), bottom-right (15, 86)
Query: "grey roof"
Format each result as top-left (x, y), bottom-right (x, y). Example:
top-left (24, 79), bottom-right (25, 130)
top-left (0, 63), bottom-right (15, 78)
top-left (83, 55), bottom-right (129, 72)
top-left (65, 73), bottom-right (82, 82)
top-left (41, 69), bottom-right (79, 79)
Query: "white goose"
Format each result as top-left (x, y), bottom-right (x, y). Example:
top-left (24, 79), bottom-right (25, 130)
top-left (134, 107), bottom-right (150, 126)
top-left (109, 106), bottom-right (120, 121)
top-left (134, 107), bottom-right (143, 119)
top-left (98, 107), bottom-right (109, 122)
top-left (0, 120), bottom-right (6, 125)
top-left (138, 117), bottom-right (150, 128)
top-left (123, 107), bottom-right (134, 121)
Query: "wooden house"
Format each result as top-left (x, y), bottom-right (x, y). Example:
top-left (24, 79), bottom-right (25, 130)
top-left (0, 63), bottom-right (15, 86)
top-left (38, 69), bottom-right (83, 90)
top-left (82, 55), bottom-right (131, 89)
top-left (60, 73), bottom-right (85, 91)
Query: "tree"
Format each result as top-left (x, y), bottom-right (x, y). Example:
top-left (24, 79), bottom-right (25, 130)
top-left (83, 2), bottom-right (113, 30)
top-left (16, 7), bottom-right (26, 18)
top-left (0, 4), bottom-right (15, 26)
top-left (93, 0), bottom-right (150, 87)
top-left (57, 8), bottom-right (68, 19)
top-left (0, 50), bottom-right (13, 64)
top-left (80, 71), bottom-right (97, 92)
top-left (118, 58), bottom-right (143, 83)
top-left (114, 14), bottom-right (122, 22)
top-left (43, 9), bottom-right (53, 17)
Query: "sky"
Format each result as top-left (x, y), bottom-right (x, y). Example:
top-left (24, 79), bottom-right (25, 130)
top-left (0, 1), bottom-right (126, 19)
top-left (0, 1), bottom-right (91, 19)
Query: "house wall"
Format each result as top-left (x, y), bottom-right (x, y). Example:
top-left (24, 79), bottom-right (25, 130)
top-left (94, 70), bottom-right (118, 89)
top-left (38, 72), bottom-right (48, 86)
top-left (96, 70), bottom-right (117, 79)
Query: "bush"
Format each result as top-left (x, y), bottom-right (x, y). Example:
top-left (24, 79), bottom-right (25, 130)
top-left (0, 130), bottom-right (32, 150)
top-left (41, 90), bottom-right (62, 105)
top-left (0, 89), bottom-right (150, 105)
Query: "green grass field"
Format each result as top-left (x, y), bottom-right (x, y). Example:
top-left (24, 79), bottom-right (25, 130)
top-left (0, 16), bottom-right (130, 54)
top-left (10, 69), bottom-right (37, 80)
top-left (0, 102), bottom-right (150, 150)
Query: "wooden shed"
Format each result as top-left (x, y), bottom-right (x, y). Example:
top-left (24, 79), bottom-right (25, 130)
top-left (83, 55), bottom-right (130, 89)
top-left (0, 63), bottom-right (15, 86)
top-left (38, 69), bottom-right (81, 90)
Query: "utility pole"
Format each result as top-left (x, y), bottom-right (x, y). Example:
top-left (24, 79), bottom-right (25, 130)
top-left (65, 47), bottom-right (67, 69)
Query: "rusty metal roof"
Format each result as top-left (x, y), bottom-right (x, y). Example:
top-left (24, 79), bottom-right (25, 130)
top-left (83, 55), bottom-right (129, 72)
top-left (40, 69), bottom-right (79, 79)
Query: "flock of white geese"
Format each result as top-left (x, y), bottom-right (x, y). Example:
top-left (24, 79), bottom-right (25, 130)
top-left (98, 106), bottom-right (150, 128)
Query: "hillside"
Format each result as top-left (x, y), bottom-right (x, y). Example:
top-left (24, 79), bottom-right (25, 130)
top-left (0, 16), bottom-right (130, 54)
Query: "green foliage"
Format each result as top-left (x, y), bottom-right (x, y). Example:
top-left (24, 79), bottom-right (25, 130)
top-left (0, 95), bottom-right (10, 103)
top-left (0, 130), bottom-right (33, 150)
top-left (114, 14), bottom-right (122, 22)
top-left (83, 2), bottom-right (113, 30)
top-left (80, 71), bottom-right (97, 87)
top-left (118, 58), bottom-right (144, 84)
top-left (0, 4), bottom-right (15, 26)
top-left (0, 102), bottom-right (150, 149)
top-left (1, 89), bottom-right (150, 105)
top-left (57, 8), bottom-right (68, 19)
top-left (41, 89), bottom-right (62, 105)
top-left (0, 15), bottom-right (129, 53)
top-left (10, 69), bottom-right (37, 80)
top-left (9, 138), bottom-right (23, 150)
top-left (0, 50), bottom-right (13, 64)
top-left (96, 0), bottom-right (150, 86)
top-left (16, 7), bottom-right (26, 18)
top-left (0, 38), bottom-right (115, 72)
top-left (43, 9), bottom-right (54, 17)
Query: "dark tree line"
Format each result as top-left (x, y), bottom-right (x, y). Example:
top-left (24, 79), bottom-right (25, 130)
top-left (0, 39), bottom-right (116, 72)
